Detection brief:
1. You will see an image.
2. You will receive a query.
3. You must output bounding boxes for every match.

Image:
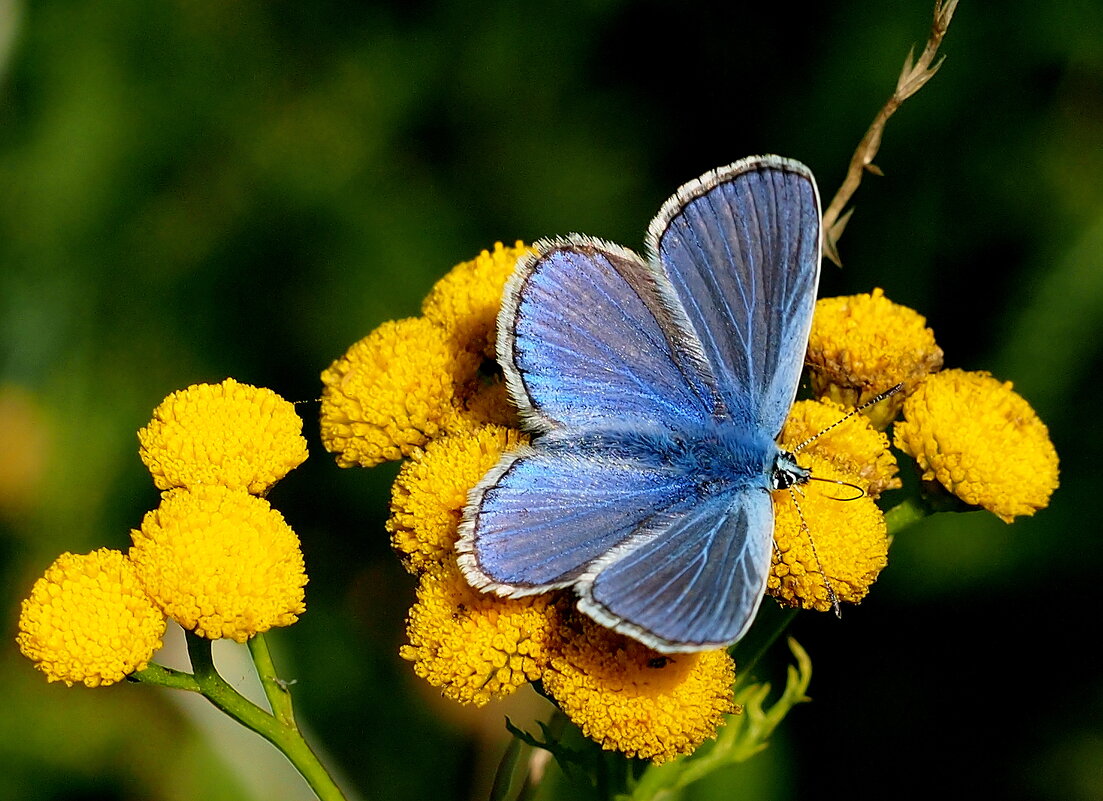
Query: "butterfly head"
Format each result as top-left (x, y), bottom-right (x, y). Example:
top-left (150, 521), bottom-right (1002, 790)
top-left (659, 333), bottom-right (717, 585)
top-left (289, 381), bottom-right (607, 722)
top-left (771, 450), bottom-right (810, 491)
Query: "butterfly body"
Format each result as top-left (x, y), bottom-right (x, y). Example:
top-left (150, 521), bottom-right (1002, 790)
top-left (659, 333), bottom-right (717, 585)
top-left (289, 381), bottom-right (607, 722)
top-left (542, 422), bottom-right (776, 482)
top-left (458, 156), bottom-right (822, 653)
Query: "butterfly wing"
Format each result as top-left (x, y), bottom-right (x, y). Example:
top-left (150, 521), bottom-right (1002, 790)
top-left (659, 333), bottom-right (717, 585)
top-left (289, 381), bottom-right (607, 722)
top-left (578, 485), bottom-right (774, 652)
top-left (646, 155), bottom-right (822, 434)
top-left (458, 445), bottom-right (693, 595)
top-left (498, 237), bottom-right (724, 435)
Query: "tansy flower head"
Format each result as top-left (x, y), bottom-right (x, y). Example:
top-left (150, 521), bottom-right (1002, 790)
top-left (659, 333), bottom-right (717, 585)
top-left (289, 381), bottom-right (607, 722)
top-left (139, 378), bottom-right (308, 494)
top-left (779, 398), bottom-right (900, 498)
top-left (388, 425), bottom-right (529, 575)
top-left (130, 485), bottom-right (307, 642)
top-left (769, 454), bottom-right (889, 610)
top-left (893, 369), bottom-right (1059, 522)
top-left (320, 317), bottom-right (479, 467)
top-left (540, 613), bottom-right (737, 763)
top-left (807, 288), bottom-right (944, 428)
top-left (399, 562), bottom-right (557, 707)
top-left (422, 241), bottom-right (533, 360)
top-left (16, 549), bottom-right (166, 687)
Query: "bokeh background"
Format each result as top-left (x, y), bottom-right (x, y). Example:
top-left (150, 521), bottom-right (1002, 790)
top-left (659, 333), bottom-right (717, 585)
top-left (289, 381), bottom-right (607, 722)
top-left (1, 1), bottom-right (1100, 799)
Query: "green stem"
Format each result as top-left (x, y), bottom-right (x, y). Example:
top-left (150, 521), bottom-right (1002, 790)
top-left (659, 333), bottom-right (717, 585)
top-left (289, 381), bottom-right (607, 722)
top-left (883, 495), bottom-right (929, 534)
top-left (249, 633), bottom-right (296, 727)
top-left (130, 662), bottom-right (201, 692)
top-left (489, 735), bottom-right (525, 801)
top-left (184, 632), bottom-right (349, 801)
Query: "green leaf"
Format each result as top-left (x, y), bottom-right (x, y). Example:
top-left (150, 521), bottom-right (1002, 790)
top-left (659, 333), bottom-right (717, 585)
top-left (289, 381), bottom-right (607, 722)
top-left (624, 639), bottom-right (813, 801)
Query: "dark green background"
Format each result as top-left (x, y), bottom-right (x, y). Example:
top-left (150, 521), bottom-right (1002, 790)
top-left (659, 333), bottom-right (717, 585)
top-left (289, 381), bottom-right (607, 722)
top-left (1, 1), bottom-right (1099, 799)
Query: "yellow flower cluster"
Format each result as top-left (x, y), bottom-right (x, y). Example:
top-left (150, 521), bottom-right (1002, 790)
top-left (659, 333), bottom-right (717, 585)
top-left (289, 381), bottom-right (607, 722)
top-left (17, 379), bottom-right (309, 686)
top-left (319, 242), bottom-right (529, 468)
top-left (540, 614), bottom-right (737, 764)
top-left (770, 401), bottom-right (894, 609)
top-left (131, 485), bottom-right (306, 642)
top-left (808, 289), bottom-right (1058, 521)
top-left (16, 549), bottom-right (166, 687)
top-left (323, 245), bottom-right (1059, 762)
top-left (894, 370), bottom-right (1059, 521)
top-left (400, 562), bottom-right (557, 707)
top-left (807, 288), bottom-right (943, 429)
top-left (320, 317), bottom-right (475, 467)
top-left (139, 377), bottom-right (308, 493)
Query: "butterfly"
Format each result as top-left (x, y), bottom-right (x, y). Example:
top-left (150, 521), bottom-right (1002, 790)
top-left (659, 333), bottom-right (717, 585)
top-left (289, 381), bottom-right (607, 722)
top-left (456, 155), bottom-right (822, 653)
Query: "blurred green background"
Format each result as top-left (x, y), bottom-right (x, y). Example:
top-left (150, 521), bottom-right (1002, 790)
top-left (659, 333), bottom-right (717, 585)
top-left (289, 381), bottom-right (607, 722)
top-left (1, 0), bottom-right (1100, 799)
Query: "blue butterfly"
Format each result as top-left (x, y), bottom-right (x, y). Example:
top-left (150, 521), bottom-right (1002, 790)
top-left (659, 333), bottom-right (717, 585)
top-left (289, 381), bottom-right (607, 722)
top-left (456, 155), bottom-right (822, 653)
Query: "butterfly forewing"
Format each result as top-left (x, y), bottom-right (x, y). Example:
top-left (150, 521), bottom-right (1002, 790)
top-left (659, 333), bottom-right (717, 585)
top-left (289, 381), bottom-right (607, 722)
top-left (498, 238), bottom-right (723, 434)
top-left (647, 157), bottom-right (821, 435)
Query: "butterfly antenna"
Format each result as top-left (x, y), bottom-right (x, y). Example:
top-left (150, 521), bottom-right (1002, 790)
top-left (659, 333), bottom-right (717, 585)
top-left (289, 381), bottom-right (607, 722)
top-left (787, 486), bottom-right (842, 618)
top-left (808, 474), bottom-right (866, 501)
top-left (782, 385), bottom-right (904, 615)
top-left (791, 383), bottom-right (904, 453)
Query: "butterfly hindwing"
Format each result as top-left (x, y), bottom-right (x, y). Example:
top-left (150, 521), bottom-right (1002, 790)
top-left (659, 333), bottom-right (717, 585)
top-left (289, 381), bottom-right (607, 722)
top-left (578, 486), bottom-right (774, 652)
top-left (458, 445), bottom-right (694, 594)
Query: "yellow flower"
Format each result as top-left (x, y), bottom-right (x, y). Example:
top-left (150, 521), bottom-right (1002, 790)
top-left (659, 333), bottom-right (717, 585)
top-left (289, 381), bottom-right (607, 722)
top-left (16, 549), bottom-right (166, 687)
top-left (452, 375), bottom-right (520, 431)
top-left (778, 398), bottom-right (900, 498)
top-left (139, 378), bottom-right (308, 494)
top-left (540, 614), bottom-right (737, 763)
top-left (320, 317), bottom-right (479, 467)
top-left (807, 288), bottom-right (944, 428)
top-left (321, 243), bottom-right (532, 465)
top-left (422, 241), bottom-right (533, 360)
top-left (130, 486), bottom-right (307, 642)
top-left (769, 454), bottom-right (889, 610)
top-left (388, 425), bottom-right (529, 574)
top-left (399, 562), bottom-right (557, 707)
top-left (767, 400), bottom-right (894, 610)
top-left (893, 369), bottom-right (1059, 522)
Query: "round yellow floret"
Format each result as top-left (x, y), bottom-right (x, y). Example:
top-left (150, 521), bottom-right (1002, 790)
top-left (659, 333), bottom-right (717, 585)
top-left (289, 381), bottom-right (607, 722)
top-left (130, 486), bottom-right (307, 642)
top-left (320, 317), bottom-right (478, 467)
top-left (388, 425), bottom-right (529, 574)
top-left (778, 399), bottom-right (900, 498)
top-left (139, 378), bottom-right (308, 494)
top-left (894, 369), bottom-right (1059, 522)
top-left (541, 614), bottom-right (737, 763)
top-left (770, 454), bottom-right (889, 610)
top-left (422, 241), bottom-right (532, 359)
top-left (808, 288), bottom-right (944, 428)
top-left (16, 549), bottom-right (166, 687)
top-left (399, 562), bottom-right (557, 707)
